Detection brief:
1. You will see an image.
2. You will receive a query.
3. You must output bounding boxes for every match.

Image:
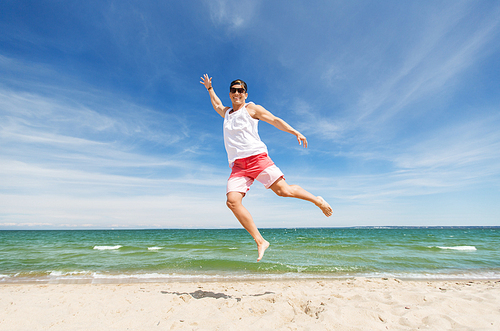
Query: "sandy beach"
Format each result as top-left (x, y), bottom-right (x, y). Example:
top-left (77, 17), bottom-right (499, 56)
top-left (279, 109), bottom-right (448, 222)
top-left (1, 278), bottom-right (499, 330)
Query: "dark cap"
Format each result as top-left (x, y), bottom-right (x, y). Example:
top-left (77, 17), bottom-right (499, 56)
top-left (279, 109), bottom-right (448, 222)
top-left (230, 79), bottom-right (247, 92)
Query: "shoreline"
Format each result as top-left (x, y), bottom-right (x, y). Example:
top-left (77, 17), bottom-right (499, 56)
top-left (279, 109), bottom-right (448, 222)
top-left (2, 278), bottom-right (499, 330)
top-left (3, 272), bottom-right (500, 285)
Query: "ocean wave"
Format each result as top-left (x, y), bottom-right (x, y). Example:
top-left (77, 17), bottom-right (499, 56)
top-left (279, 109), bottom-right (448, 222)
top-left (93, 245), bottom-right (122, 250)
top-left (147, 247), bottom-right (163, 251)
top-left (436, 246), bottom-right (477, 251)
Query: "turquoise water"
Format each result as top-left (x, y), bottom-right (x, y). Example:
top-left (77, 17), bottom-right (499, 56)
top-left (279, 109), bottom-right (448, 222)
top-left (0, 228), bottom-right (499, 283)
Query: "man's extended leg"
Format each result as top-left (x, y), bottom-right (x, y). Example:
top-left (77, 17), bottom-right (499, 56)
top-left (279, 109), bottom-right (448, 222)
top-left (269, 178), bottom-right (333, 217)
top-left (226, 191), bottom-right (270, 261)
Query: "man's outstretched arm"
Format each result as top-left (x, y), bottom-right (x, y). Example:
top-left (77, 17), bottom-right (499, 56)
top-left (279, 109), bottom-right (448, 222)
top-left (247, 103), bottom-right (308, 148)
top-left (200, 74), bottom-right (228, 118)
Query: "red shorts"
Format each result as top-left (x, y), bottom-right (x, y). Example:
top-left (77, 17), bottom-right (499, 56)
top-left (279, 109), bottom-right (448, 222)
top-left (227, 153), bottom-right (284, 193)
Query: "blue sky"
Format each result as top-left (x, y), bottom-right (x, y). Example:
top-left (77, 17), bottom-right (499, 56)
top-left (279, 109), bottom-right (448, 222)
top-left (1, 0), bottom-right (499, 229)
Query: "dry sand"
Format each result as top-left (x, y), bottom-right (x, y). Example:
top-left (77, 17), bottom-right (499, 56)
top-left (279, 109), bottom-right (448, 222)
top-left (1, 278), bottom-right (499, 330)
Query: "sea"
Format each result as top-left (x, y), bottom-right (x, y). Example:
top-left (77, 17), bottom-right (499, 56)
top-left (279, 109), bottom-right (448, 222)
top-left (1, 227), bottom-right (499, 284)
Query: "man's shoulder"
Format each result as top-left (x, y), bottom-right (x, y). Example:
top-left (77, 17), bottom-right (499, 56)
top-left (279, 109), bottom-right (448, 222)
top-left (245, 102), bottom-right (260, 117)
top-left (246, 102), bottom-right (265, 111)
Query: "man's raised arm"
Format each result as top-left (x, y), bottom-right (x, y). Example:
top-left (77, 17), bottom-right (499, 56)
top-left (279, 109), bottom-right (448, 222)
top-left (200, 74), bottom-right (228, 118)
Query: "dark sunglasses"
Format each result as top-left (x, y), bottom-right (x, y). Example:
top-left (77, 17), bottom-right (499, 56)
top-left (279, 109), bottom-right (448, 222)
top-left (230, 87), bottom-right (246, 94)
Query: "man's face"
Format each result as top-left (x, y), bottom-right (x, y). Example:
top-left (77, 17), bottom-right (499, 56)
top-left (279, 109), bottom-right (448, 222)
top-left (229, 84), bottom-right (247, 104)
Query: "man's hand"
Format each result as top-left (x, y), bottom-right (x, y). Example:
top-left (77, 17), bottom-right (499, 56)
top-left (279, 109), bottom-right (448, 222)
top-left (296, 132), bottom-right (308, 148)
top-left (200, 74), bottom-right (212, 90)
top-left (200, 74), bottom-right (227, 118)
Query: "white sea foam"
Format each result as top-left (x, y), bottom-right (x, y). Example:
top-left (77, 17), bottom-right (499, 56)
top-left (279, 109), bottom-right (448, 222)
top-left (93, 272), bottom-right (172, 279)
top-left (437, 246), bottom-right (477, 251)
top-left (70, 270), bottom-right (500, 282)
top-left (93, 245), bottom-right (122, 250)
top-left (89, 272), bottom-right (322, 282)
top-left (50, 271), bottom-right (92, 277)
top-left (3, 269), bottom-right (500, 284)
top-left (147, 247), bottom-right (163, 251)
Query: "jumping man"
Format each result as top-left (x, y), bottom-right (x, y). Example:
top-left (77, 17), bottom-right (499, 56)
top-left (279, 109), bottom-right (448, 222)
top-left (200, 74), bottom-right (333, 261)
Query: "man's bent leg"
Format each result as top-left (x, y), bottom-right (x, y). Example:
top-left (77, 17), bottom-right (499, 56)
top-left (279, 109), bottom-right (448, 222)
top-left (269, 178), bottom-right (333, 217)
top-left (226, 191), bottom-right (270, 261)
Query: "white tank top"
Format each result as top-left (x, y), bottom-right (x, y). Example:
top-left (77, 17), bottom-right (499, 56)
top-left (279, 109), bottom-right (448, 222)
top-left (223, 102), bottom-right (268, 165)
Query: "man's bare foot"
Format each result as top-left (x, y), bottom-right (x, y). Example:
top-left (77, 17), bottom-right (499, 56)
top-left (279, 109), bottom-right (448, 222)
top-left (257, 240), bottom-right (270, 262)
top-left (317, 196), bottom-right (333, 217)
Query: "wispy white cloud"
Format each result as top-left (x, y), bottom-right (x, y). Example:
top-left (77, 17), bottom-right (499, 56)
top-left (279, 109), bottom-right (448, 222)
top-left (0, 84), bottom-right (231, 228)
top-left (354, 4), bottom-right (500, 126)
top-left (394, 116), bottom-right (500, 171)
top-left (285, 2), bottom-right (499, 142)
top-left (0, 193), bottom-right (231, 229)
top-left (0, 65), bottom-right (229, 194)
top-left (285, 110), bottom-right (500, 206)
top-left (0, 160), bottom-right (225, 194)
top-left (0, 87), bottom-right (188, 145)
top-left (288, 2), bottom-right (500, 169)
top-left (206, 0), bottom-right (262, 30)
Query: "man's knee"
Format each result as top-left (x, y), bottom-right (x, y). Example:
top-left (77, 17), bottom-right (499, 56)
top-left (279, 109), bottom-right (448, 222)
top-left (226, 192), bottom-right (244, 210)
top-left (226, 199), bottom-right (237, 210)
